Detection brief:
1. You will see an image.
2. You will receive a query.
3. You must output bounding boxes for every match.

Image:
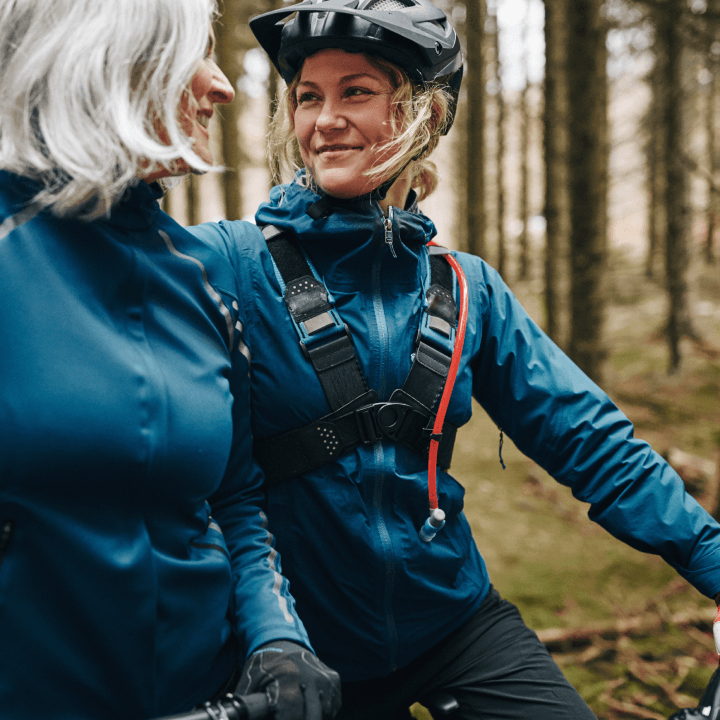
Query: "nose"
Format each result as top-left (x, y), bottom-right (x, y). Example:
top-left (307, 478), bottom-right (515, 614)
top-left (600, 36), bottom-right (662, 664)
top-left (314, 99), bottom-right (347, 132)
top-left (209, 62), bottom-right (234, 105)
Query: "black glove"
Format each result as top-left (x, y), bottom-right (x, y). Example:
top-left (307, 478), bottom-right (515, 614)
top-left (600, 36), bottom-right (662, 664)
top-left (234, 640), bottom-right (341, 720)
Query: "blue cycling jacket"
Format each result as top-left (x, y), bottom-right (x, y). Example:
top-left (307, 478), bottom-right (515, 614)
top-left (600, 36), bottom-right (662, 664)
top-left (191, 178), bottom-right (720, 682)
top-left (0, 172), bottom-right (309, 720)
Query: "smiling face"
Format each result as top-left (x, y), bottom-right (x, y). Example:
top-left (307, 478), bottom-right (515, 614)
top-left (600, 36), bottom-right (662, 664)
top-left (293, 49), bottom-right (397, 199)
top-left (144, 32), bottom-right (234, 182)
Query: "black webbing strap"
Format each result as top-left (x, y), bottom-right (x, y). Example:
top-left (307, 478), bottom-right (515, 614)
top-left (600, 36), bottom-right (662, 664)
top-left (262, 225), bottom-right (367, 410)
top-left (255, 227), bottom-right (459, 486)
top-left (394, 254), bottom-right (457, 412)
top-left (254, 390), bottom-right (459, 487)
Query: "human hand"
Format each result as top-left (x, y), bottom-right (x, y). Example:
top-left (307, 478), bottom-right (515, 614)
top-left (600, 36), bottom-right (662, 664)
top-left (234, 640), bottom-right (341, 720)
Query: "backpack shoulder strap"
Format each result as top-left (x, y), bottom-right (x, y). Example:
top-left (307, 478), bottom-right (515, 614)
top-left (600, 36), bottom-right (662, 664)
top-left (254, 229), bottom-right (459, 486)
top-left (262, 225), bottom-right (368, 411)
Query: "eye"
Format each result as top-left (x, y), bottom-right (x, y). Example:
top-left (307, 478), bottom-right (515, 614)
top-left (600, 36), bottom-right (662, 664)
top-left (297, 91), bottom-right (320, 105)
top-left (345, 86), bottom-right (373, 99)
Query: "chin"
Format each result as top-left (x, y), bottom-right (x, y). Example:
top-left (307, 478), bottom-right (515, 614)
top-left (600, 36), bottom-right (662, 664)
top-left (316, 177), bottom-right (374, 200)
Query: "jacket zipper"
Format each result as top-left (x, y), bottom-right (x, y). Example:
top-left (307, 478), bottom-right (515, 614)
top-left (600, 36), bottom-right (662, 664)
top-left (371, 201), bottom-right (399, 671)
top-left (383, 206), bottom-right (397, 258)
top-left (0, 519), bottom-right (14, 574)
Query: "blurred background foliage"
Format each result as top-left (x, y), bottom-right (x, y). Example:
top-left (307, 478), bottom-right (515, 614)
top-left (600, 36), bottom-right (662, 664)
top-left (163, 0), bottom-right (720, 716)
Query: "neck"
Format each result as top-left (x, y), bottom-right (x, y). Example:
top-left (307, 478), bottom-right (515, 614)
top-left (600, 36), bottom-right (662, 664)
top-left (379, 173), bottom-right (412, 213)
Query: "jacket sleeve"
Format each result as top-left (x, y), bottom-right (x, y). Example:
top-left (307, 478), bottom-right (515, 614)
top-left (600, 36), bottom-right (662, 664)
top-left (465, 255), bottom-right (720, 599)
top-left (193, 220), bottom-right (313, 660)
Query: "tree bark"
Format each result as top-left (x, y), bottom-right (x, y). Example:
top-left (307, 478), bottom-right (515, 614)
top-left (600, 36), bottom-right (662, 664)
top-left (658, 0), bottom-right (695, 373)
top-left (644, 57), bottom-right (665, 281)
top-left (566, 0), bottom-right (609, 384)
top-left (465, 0), bottom-right (487, 259)
top-left (542, 0), bottom-right (571, 348)
top-left (186, 175), bottom-right (200, 226)
top-left (705, 52), bottom-right (718, 265)
top-left (214, 1), bottom-right (244, 221)
top-left (517, 0), bottom-right (531, 281)
top-left (490, 8), bottom-right (508, 279)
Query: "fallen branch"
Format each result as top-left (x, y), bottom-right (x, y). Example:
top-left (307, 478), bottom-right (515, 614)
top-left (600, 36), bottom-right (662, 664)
top-left (598, 678), bottom-right (667, 720)
top-left (537, 608), bottom-right (713, 652)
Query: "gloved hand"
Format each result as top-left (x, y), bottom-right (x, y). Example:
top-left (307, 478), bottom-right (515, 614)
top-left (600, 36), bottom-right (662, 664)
top-left (234, 640), bottom-right (341, 720)
top-left (714, 597), bottom-right (720, 655)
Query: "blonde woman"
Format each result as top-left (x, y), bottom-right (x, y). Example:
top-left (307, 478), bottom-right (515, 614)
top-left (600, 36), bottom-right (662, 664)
top-left (190, 1), bottom-right (720, 718)
top-left (0, 1), bottom-right (340, 718)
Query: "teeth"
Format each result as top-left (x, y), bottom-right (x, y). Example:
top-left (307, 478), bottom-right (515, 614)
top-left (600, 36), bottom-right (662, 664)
top-left (197, 115), bottom-right (210, 128)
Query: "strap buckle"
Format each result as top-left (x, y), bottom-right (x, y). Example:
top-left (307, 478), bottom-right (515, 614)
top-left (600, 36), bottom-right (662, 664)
top-left (347, 401), bottom-right (433, 448)
top-left (299, 320), bottom-right (352, 360)
top-left (416, 311), bottom-right (456, 355)
top-left (353, 405), bottom-right (382, 445)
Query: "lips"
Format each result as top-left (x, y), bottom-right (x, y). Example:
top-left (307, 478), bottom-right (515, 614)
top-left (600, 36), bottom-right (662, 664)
top-left (317, 145), bottom-right (361, 154)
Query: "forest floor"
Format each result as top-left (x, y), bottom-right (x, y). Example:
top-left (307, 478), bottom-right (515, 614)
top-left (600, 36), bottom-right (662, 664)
top-left (411, 252), bottom-right (720, 720)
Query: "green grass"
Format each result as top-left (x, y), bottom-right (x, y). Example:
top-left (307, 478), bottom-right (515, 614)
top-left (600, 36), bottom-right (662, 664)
top-left (440, 258), bottom-right (720, 718)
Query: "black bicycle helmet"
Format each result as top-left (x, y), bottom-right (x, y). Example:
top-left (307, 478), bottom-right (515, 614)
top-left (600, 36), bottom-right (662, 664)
top-left (249, 0), bottom-right (463, 134)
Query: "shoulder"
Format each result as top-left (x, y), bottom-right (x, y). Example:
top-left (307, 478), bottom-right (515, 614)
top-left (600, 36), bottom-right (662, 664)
top-left (445, 249), bottom-right (507, 310)
top-left (187, 219), bottom-right (267, 265)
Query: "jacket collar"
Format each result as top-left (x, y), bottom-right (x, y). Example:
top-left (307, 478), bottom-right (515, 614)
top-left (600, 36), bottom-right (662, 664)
top-left (102, 181), bottom-right (163, 231)
top-left (254, 176), bottom-right (437, 288)
top-left (0, 172), bottom-right (162, 231)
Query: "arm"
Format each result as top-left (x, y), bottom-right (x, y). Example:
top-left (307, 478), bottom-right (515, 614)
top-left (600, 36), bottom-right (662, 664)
top-left (193, 218), bottom-right (341, 720)
top-left (465, 257), bottom-right (720, 599)
top-left (208, 342), bottom-right (311, 656)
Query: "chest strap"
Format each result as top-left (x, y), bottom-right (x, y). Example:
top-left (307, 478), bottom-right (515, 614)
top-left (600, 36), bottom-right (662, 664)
top-left (253, 225), bottom-right (458, 487)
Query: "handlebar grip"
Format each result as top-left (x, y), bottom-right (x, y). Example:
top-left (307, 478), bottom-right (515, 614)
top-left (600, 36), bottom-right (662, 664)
top-left (151, 693), bottom-right (270, 720)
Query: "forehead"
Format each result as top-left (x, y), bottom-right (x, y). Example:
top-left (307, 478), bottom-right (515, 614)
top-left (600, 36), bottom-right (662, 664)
top-left (298, 49), bottom-right (390, 85)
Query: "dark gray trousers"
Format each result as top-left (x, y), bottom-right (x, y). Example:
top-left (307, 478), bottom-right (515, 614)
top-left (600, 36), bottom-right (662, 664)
top-left (337, 586), bottom-right (597, 720)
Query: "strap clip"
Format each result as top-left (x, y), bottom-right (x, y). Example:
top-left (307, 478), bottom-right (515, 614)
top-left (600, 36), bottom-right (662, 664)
top-left (343, 401), bottom-right (434, 448)
top-left (299, 322), bottom-right (353, 361)
top-left (353, 405), bottom-right (383, 445)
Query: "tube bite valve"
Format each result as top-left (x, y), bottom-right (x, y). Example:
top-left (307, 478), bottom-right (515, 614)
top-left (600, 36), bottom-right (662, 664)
top-left (419, 508), bottom-right (446, 543)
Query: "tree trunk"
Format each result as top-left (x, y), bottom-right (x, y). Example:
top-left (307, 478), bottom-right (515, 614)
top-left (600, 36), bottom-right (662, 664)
top-left (705, 54), bottom-right (718, 265)
top-left (214, 1), bottom-right (244, 221)
top-left (644, 57), bottom-right (665, 281)
top-left (465, 0), bottom-right (487, 259)
top-left (186, 175), bottom-right (200, 226)
top-left (658, 0), bottom-right (695, 373)
top-left (566, 0), bottom-right (609, 384)
top-left (266, 0), bottom-right (283, 188)
top-left (517, 0), bottom-right (531, 281)
top-left (542, 0), bottom-right (570, 348)
top-left (490, 7), bottom-right (508, 279)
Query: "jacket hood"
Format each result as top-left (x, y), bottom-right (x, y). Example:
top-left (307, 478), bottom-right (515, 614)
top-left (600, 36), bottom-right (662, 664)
top-left (254, 176), bottom-right (438, 287)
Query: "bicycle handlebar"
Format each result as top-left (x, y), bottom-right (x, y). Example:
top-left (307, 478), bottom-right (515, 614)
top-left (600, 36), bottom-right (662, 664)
top-left (152, 692), bottom-right (270, 720)
top-left (669, 660), bottom-right (720, 720)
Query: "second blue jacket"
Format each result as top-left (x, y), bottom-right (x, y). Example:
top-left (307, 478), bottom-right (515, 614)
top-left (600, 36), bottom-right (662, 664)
top-left (191, 179), bottom-right (720, 682)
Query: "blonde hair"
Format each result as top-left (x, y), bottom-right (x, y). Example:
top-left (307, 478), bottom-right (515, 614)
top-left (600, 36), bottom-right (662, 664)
top-left (0, 0), bottom-right (216, 220)
top-left (268, 53), bottom-right (452, 202)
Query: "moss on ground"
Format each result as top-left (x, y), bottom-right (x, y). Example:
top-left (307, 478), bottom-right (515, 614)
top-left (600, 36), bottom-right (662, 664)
top-left (442, 259), bottom-right (720, 718)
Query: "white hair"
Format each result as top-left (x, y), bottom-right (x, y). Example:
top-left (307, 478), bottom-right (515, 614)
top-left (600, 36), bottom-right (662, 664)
top-left (0, 0), bottom-right (216, 220)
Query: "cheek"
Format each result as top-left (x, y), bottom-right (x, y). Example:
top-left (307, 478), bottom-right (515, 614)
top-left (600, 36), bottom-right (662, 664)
top-left (293, 111), bottom-right (312, 145)
top-left (293, 112), bottom-right (315, 162)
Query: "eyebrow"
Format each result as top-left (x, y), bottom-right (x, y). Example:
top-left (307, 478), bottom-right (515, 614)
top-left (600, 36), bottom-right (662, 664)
top-left (296, 73), bottom-right (384, 88)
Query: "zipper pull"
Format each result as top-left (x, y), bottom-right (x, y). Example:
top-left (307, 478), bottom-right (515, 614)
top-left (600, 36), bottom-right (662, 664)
top-left (384, 205), bottom-right (397, 258)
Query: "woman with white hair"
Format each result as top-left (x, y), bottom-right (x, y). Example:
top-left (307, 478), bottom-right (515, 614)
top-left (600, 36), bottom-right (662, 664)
top-left (0, 1), bottom-right (340, 719)
top-left (189, 1), bottom-right (720, 718)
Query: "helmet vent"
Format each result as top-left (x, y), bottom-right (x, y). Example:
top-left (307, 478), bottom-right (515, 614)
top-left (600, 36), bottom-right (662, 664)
top-left (366, 0), bottom-right (414, 11)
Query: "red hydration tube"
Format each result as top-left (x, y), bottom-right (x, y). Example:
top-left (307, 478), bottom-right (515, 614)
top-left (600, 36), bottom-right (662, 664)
top-left (426, 242), bottom-right (469, 511)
